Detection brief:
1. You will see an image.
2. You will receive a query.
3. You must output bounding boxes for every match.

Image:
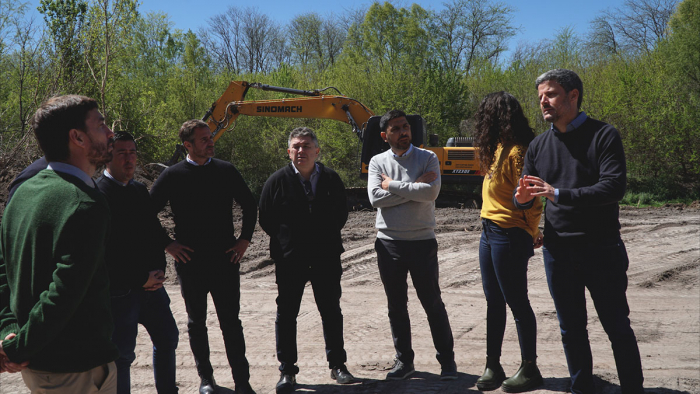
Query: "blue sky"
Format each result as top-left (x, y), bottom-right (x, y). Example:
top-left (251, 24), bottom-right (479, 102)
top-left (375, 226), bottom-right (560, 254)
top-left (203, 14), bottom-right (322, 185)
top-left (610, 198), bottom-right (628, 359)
top-left (26, 0), bottom-right (626, 59)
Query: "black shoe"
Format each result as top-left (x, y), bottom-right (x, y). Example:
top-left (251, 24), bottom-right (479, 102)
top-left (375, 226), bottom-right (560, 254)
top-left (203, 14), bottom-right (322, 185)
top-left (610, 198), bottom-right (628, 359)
top-left (199, 377), bottom-right (217, 394)
top-left (330, 365), bottom-right (355, 384)
top-left (440, 361), bottom-right (458, 381)
top-left (386, 359), bottom-right (415, 380)
top-left (476, 357), bottom-right (506, 391)
top-left (501, 360), bottom-right (544, 393)
top-left (276, 373), bottom-right (296, 394)
top-left (235, 382), bottom-right (257, 394)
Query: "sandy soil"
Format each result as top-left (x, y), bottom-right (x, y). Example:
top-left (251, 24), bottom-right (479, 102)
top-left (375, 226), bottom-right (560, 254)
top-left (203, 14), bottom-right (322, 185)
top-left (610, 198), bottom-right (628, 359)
top-left (0, 170), bottom-right (698, 393)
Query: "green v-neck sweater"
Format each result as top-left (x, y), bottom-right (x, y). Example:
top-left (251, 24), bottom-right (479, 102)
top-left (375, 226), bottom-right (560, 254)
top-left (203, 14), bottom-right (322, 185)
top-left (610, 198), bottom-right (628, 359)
top-left (0, 170), bottom-right (118, 372)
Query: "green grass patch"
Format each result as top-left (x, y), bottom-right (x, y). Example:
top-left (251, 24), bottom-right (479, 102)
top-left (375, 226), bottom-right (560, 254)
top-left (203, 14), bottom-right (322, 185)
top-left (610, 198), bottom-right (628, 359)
top-left (621, 176), bottom-right (699, 207)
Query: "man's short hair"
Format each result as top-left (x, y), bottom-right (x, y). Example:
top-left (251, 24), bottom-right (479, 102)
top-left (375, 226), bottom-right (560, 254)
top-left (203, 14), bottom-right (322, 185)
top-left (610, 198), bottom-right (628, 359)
top-left (32, 95), bottom-right (99, 161)
top-left (114, 131), bottom-right (137, 149)
top-left (288, 127), bottom-right (319, 148)
top-left (179, 119), bottom-right (209, 143)
top-left (379, 109), bottom-right (407, 132)
top-left (535, 69), bottom-right (584, 110)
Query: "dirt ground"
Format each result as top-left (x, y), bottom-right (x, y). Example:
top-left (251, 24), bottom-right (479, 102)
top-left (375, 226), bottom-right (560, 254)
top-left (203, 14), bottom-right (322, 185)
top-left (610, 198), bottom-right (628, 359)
top-left (0, 166), bottom-right (698, 393)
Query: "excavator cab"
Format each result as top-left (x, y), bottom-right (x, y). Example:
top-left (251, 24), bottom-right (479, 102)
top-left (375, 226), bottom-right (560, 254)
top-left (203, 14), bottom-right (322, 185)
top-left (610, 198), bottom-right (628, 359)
top-left (359, 114), bottom-right (427, 180)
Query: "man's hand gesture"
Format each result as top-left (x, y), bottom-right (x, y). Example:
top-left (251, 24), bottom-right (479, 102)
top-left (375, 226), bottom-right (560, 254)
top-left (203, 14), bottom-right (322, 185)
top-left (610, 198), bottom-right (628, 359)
top-left (517, 175), bottom-right (556, 202)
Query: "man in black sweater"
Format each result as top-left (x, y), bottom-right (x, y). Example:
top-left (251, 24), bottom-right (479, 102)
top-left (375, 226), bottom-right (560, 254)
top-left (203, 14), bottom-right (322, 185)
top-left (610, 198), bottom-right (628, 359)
top-left (96, 132), bottom-right (179, 394)
top-left (514, 69), bottom-right (644, 394)
top-left (150, 120), bottom-right (257, 394)
top-left (259, 127), bottom-right (353, 394)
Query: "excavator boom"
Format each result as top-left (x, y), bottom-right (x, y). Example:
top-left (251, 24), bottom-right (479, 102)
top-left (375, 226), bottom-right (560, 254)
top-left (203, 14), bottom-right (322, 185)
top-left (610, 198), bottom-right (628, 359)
top-left (202, 81), bottom-right (373, 143)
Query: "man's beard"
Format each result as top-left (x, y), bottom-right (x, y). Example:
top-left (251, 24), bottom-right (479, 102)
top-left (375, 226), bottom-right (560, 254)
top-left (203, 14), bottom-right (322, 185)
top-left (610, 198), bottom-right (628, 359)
top-left (87, 135), bottom-right (114, 166)
top-left (391, 136), bottom-right (412, 151)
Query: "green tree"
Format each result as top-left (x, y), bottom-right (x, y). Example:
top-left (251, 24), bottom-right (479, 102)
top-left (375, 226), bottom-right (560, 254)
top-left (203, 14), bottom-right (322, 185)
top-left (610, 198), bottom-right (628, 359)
top-left (432, 0), bottom-right (515, 74)
top-left (665, 0), bottom-right (700, 95)
top-left (38, 0), bottom-right (88, 92)
top-left (659, 0), bottom-right (700, 179)
top-left (82, 0), bottom-right (138, 117)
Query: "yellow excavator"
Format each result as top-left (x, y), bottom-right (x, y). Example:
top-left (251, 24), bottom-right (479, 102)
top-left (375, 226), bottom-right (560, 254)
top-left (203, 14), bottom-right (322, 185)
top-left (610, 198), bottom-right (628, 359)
top-left (170, 81), bottom-right (481, 184)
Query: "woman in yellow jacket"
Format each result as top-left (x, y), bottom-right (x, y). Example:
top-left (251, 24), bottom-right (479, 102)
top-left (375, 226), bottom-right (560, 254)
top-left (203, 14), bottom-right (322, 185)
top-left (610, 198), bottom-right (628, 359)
top-left (474, 92), bottom-right (544, 392)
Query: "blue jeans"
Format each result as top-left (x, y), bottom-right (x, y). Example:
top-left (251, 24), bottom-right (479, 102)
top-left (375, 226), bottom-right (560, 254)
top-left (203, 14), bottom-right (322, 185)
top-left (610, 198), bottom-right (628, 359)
top-left (110, 287), bottom-right (179, 394)
top-left (275, 255), bottom-right (346, 374)
top-left (543, 238), bottom-right (644, 394)
top-left (375, 238), bottom-right (455, 368)
top-left (479, 219), bottom-right (537, 360)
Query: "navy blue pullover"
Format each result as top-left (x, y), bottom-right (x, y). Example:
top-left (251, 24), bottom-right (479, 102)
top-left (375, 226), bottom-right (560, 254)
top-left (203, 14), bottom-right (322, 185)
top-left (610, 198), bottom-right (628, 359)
top-left (514, 116), bottom-right (626, 241)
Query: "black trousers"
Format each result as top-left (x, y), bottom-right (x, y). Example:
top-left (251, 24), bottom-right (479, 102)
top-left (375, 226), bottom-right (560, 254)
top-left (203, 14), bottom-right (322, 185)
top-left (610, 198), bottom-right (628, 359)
top-left (275, 255), bottom-right (347, 374)
top-left (175, 252), bottom-right (250, 384)
top-left (375, 238), bottom-right (455, 367)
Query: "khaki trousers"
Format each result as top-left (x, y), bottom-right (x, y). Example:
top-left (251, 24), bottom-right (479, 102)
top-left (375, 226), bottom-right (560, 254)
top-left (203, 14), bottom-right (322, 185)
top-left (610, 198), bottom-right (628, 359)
top-left (21, 362), bottom-right (117, 394)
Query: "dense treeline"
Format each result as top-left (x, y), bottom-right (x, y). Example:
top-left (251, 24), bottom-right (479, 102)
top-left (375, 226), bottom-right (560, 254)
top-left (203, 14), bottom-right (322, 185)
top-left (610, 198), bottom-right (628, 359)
top-left (0, 0), bottom-right (698, 200)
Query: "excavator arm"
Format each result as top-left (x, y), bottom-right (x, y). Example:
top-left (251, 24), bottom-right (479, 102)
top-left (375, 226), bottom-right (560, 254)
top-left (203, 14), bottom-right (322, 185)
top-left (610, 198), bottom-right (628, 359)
top-left (201, 81), bottom-right (374, 143)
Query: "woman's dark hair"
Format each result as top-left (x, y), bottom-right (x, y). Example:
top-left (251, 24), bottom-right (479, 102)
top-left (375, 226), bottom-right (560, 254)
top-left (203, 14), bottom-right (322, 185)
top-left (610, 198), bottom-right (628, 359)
top-left (473, 91), bottom-right (535, 175)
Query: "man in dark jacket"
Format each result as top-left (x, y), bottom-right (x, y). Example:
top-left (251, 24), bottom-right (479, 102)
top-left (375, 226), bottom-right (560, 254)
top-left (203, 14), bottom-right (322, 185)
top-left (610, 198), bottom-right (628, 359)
top-left (515, 69), bottom-right (644, 394)
top-left (96, 132), bottom-right (179, 394)
top-left (259, 127), bottom-right (353, 394)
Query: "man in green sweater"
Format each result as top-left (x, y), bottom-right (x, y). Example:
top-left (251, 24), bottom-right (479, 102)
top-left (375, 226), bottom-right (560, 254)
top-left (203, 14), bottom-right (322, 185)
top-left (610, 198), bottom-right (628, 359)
top-left (0, 95), bottom-right (119, 393)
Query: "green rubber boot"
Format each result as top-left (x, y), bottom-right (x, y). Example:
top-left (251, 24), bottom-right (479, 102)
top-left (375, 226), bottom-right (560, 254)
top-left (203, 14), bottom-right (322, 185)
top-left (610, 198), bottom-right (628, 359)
top-left (501, 359), bottom-right (544, 393)
top-left (476, 357), bottom-right (506, 391)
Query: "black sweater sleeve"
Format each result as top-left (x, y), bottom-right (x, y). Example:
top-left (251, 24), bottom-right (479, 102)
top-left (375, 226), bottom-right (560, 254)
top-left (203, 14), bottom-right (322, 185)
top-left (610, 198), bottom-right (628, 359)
top-left (556, 125), bottom-right (626, 206)
top-left (230, 165), bottom-right (257, 242)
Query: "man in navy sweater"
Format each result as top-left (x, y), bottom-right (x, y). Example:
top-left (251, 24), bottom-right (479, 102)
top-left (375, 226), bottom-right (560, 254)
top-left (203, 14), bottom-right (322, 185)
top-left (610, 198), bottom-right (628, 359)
top-left (96, 132), bottom-right (179, 394)
top-left (514, 69), bottom-right (644, 394)
top-left (151, 120), bottom-right (257, 394)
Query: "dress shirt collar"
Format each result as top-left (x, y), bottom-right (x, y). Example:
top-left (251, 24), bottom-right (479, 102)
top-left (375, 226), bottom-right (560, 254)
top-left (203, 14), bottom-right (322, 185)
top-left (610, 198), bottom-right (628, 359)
top-left (551, 111), bottom-right (588, 133)
top-left (47, 162), bottom-right (95, 188)
top-left (103, 169), bottom-right (132, 186)
top-left (186, 155), bottom-right (211, 166)
top-left (392, 143), bottom-right (414, 158)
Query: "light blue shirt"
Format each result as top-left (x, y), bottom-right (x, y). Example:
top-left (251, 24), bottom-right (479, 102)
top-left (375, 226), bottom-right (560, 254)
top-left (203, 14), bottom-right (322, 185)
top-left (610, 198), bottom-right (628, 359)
top-left (103, 169), bottom-right (132, 186)
top-left (186, 155), bottom-right (212, 166)
top-left (47, 162), bottom-right (95, 188)
top-left (292, 162), bottom-right (320, 195)
top-left (565, 111), bottom-right (588, 132)
top-left (391, 143), bottom-right (414, 158)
